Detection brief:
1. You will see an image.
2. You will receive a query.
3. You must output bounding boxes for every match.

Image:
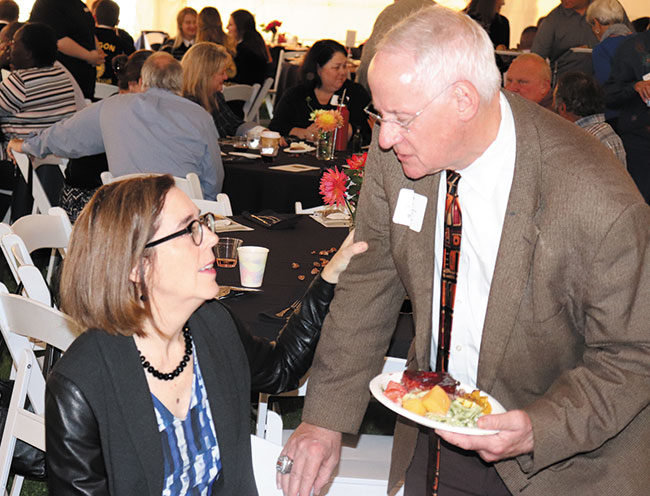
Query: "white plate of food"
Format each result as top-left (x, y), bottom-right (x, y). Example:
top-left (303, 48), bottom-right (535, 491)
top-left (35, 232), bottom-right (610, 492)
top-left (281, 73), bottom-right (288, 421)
top-left (284, 143), bottom-right (316, 154)
top-left (369, 371), bottom-right (506, 436)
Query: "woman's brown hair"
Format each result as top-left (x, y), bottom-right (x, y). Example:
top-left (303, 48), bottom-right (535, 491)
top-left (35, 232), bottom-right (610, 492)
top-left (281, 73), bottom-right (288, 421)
top-left (196, 7), bottom-right (234, 53)
top-left (59, 175), bottom-right (175, 337)
top-left (181, 42), bottom-right (232, 114)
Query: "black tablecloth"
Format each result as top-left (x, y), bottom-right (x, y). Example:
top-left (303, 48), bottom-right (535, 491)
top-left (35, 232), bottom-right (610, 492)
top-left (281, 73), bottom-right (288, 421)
top-left (222, 145), bottom-right (350, 214)
top-left (216, 216), bottom-right (414, 358)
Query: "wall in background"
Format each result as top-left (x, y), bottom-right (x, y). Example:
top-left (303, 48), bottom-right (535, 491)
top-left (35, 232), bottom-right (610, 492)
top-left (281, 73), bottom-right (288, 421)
top-left (12, 1), bottom-right (650, 50)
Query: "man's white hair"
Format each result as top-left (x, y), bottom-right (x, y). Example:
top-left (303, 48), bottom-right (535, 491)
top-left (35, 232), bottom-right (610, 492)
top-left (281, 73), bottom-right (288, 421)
top-left (376, 5), bottom-right (501, 103)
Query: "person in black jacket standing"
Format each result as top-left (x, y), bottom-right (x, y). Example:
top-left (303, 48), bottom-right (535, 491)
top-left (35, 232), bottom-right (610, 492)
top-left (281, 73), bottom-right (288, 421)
top-left (604, 27), bottom-right (650, 203)
top-left (45, 175), bottom-right (367, 495)
top-left (29, 0), bottom-right (105, 100)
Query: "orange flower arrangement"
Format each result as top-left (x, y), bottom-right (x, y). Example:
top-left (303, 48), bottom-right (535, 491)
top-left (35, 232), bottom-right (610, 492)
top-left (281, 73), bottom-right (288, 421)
top-left (310, 109), bottom-right (344, 133)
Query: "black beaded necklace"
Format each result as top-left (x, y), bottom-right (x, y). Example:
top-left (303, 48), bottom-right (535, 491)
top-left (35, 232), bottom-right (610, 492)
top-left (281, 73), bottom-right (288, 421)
top-left (138, 326), bottom-right (193, 381)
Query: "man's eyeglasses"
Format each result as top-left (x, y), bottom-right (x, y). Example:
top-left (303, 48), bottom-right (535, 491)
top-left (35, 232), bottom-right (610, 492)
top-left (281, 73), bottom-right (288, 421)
top-left (363, 81), bottom-right (456, 132)
top-left (145, 213), bottom-right (216, 249)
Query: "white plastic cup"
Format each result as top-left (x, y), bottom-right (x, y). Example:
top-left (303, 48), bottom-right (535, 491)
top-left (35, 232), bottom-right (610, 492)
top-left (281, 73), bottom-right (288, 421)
top-left (237, 246), bottom-right (269, 287)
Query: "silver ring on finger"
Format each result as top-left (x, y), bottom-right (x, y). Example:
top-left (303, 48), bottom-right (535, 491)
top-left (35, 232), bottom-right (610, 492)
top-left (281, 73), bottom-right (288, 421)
top-left (276, 454), bottom-right (294, 475)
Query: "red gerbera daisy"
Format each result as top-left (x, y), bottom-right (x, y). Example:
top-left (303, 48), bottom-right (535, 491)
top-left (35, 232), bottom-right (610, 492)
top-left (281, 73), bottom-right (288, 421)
top-left (319, 167), bottom-right (348, 207)
top-left (346, 152), bottom-right (367, 170)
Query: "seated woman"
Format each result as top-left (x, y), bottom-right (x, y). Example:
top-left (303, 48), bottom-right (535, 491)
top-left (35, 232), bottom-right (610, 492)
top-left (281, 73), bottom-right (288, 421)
top-left (46, 175), bottom-right (366, 494)
top-left (160, 7), bottom-right (197, 61)
top-left (226, 9), bottom-right (270, 86)
top-left (182, 42), bottom-right (264, 138)
top-left (270, 39), bottom-right (371, 145)
top-left (60, 49), bottom-right (154, 223)
top-left (196, 6), bottom-right (233, 52)
top-left (0, 22), bottom-right (79, 220)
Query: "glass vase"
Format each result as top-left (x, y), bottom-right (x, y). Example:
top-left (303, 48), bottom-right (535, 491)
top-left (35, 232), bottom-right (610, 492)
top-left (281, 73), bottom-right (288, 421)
top-left (317, 131), bottom-right (335, 161)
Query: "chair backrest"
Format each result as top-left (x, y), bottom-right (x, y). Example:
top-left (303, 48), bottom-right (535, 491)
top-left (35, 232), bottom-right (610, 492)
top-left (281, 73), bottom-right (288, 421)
top-left (193, 193), bottom-right (233, 217)
top-left (10, 207), bottom-right (71, 255)
top-left (272, 50), bottom-right (285, 94)
top-left (255, 356), bottom-right (407, 442)
top-left (94, 82), bottom-right (119, 99)
top-left (140, 30), bottom-right (168, 50)
top-left (223, 83), bottom-right (260, 122)
top-left (250, 434), bottom-right (283, 495)
top-left (0, 233), bottom-right (52, 305)
top-left (100, 171), bottom-right (204, 200)
top-left (8, 206), bottom-right (71, 284)
top-left (246, 77), bottom-right (273, 124)
top-left (13, 152), bottom-right (51, 215)
top-left (0, 293), bottom-right (79, 492)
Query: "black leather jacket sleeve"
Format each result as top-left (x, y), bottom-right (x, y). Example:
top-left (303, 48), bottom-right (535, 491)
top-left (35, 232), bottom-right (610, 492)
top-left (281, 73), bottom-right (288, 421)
top-left (45, 373), bottom-right (110, 496)
top-left (233, 274), bottom-right (336, 395)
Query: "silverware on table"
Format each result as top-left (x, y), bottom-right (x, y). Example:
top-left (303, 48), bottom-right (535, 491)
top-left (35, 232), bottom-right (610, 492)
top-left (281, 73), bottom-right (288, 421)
top-left (275, 298), bottom-right (302, 319)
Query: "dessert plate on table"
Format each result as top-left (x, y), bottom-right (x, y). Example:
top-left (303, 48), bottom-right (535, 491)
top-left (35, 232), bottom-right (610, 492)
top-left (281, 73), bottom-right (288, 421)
top-left (283, 145), bottom-right (316, 154)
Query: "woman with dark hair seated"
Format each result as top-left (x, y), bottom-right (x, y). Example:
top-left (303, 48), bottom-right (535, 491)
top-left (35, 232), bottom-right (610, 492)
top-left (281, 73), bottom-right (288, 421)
top-left (0, 22), bottom-right (79, 220)
top-left (226, 9), bottom-right (270, 86)
top-left (46, 175), bottom-right (366, 494)
top-left (196, 6), bottom-right (233, 52)
top-left (270, 39), bottom-right (371, 145)
top-left (181, 42), bottom-right (264, 138)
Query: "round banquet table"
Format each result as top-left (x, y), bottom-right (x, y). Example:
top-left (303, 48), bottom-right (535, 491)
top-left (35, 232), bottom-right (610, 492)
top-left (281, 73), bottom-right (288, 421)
top-left (221, 144), bottom-right (351, 215)
top-left (215, 215), bottom-right (414, 358)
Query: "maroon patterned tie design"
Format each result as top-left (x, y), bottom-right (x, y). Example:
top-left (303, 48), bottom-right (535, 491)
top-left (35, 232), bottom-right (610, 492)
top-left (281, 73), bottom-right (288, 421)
top-left (427, 170), bottom-right (462, 496)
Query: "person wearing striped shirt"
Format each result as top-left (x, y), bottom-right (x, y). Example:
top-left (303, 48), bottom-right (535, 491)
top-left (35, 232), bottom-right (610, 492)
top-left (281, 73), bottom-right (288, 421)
top-left (0, 22), bottom-right (77, 159)
top-left (0, 21), bottom-right (78, 220)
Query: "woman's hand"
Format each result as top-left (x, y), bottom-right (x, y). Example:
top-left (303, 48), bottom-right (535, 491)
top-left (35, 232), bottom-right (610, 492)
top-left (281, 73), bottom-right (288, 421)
top-left (634, 80), bottom-right (650, 104)
top-left (86, 48), bottom-right (106, 67)
top-left (289, 124), bottom-right (319, 141)
top-left (6, 138), bottom-right (23, 163)
top-left (321, 229), bottom-right (368, 284)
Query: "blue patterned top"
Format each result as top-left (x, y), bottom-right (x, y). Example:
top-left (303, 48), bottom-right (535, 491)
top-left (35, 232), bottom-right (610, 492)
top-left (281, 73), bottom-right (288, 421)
top-left (152, 343), bottom-right (221, 495)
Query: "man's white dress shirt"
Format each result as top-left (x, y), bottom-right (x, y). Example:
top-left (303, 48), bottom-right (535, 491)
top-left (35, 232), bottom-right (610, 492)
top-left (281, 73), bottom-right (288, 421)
top-left (430, 93), bottom-right (516, 387)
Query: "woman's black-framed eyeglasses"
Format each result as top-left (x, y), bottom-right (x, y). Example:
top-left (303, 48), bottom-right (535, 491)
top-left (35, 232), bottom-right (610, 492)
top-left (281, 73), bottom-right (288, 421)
top-left (145, 213), bottom-right (216, 249)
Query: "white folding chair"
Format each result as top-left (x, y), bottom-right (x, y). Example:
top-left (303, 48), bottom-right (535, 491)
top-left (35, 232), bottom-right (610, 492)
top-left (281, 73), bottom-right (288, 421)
top-left (223, 83), bottom-right (260, 122)
top-left (250, 434), bottom-right (283, 496)
top-left (94, 82), bottom-right (118, 99)
top-left (0, 293), bottom-right (79, 494)
top-left (255, 357), bottom-right (406, 495)
top-left (13, 152), bottom-right (50, 215)
top-left (7, 207), bottom-right (71, 285)
top-left (246, 77), bottom-right (273, 123)
top-left (137, 30), bottom-right (168, 50)
top-left (265, 50), bottom-right (285, 119)
top-left (193, 193), bottom-right (233, 217)
top-left (1, 233), bottom-right (53, 306)
top-left (12, 152), bottom-right (69, 216)
top-left (100, 171), bottom-right (204, 200)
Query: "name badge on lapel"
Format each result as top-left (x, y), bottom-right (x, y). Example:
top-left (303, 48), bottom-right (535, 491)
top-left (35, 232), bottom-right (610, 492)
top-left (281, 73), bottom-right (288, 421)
top-left (393, 188), bottom-right (427, 232)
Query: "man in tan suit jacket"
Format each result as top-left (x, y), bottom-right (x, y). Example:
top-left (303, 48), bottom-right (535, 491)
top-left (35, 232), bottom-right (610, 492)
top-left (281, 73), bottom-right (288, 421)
top-left (278, 6), bottom-right (650, 496)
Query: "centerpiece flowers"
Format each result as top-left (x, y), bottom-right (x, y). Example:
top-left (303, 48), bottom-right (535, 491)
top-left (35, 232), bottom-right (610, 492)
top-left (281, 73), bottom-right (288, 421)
top-left (319, 152), bottom-right (367, 226)
top-left (262, 20), bottom-right (282, 42)
top-left (310, 109), bottom-right (343, 161)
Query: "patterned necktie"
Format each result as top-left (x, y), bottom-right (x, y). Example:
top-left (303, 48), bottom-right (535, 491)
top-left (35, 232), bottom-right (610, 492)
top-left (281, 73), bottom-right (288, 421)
top-left (428, 170), bottom-right (462, 496)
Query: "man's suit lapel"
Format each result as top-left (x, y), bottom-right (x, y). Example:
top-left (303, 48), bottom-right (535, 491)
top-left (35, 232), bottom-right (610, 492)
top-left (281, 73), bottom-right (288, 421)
top-left (477, 94), bottom-right (542, 392)
top-left (399, 171), bottom-right (440, 369)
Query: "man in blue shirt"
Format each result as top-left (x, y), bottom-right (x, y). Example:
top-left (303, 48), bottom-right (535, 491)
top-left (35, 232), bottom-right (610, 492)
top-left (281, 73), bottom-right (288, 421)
top-left (8, 52), bottom-right (223, 200)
